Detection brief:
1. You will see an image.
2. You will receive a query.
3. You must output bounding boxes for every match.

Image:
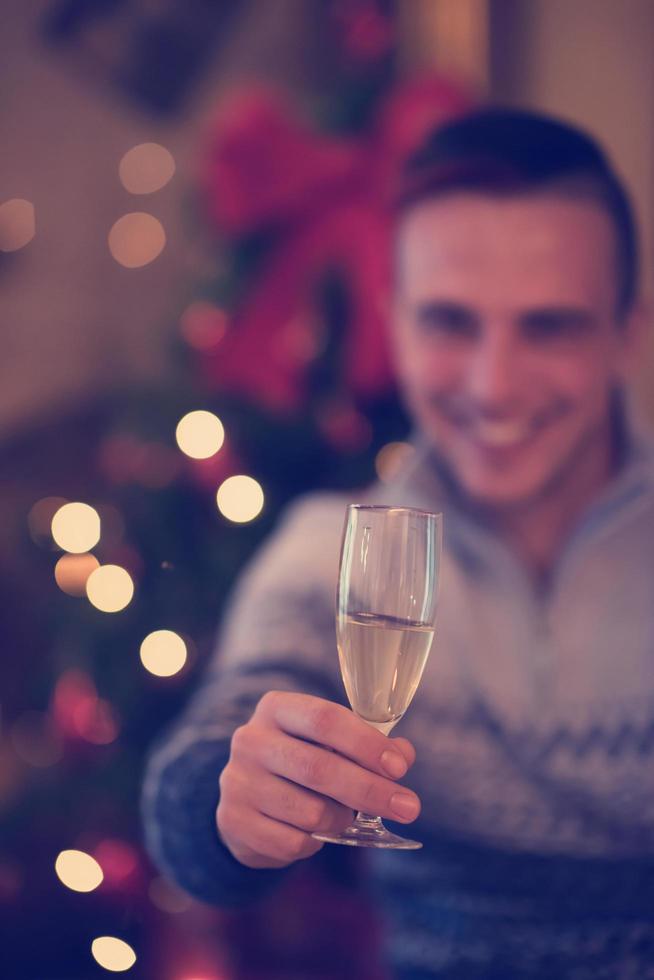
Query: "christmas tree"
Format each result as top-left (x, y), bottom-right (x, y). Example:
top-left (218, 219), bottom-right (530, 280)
top-left (0, 5), bottom-right (470, 974)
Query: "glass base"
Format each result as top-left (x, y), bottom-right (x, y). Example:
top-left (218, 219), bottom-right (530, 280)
top-left (312, 812), bottom-right (422, 850)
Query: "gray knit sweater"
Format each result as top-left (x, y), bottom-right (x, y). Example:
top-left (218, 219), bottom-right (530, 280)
top-left (143, 428), bottom-right (654, 978)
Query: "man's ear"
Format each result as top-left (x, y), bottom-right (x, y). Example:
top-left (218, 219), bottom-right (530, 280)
top-left (616, 300), bottom-right (649, 381)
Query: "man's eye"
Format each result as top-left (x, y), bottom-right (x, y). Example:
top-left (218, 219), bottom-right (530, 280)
top-left (522, 313), bottom-right (592, 342)
top-left (416, 306), bottom-right (477, 338)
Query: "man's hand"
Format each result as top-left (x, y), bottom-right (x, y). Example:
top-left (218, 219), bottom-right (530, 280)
top-left (216, 691), bottom-right (420, 869)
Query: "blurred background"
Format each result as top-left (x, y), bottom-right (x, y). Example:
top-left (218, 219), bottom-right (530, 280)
top-left (1, 2), bottom-right (653, 978)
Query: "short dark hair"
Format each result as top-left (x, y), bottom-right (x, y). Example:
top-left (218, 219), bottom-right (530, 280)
top-left (396, 108), bottom-right (639, 317)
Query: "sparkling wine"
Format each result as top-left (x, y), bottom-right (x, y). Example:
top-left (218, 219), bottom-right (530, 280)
top-left (337, 611), bottom-right (435, 730)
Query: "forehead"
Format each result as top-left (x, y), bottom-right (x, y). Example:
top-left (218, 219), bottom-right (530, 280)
top-left (396, 192), bottom-right (617, 309)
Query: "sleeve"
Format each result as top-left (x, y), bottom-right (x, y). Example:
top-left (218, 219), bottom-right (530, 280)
top-left (141, 494), bottom-right (347, 907)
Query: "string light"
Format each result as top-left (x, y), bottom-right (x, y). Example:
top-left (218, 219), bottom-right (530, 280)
top-left (374, 441), bottom-right (415, 483)
top-left (55, 553), bottom-right (100, 596)
top-left (78, 699), bottom-right (119, 745)
top-left (86, 565), bottom-right (134, 613)
top-left (91, 936), bottom-right (136, 972)
top-left (119, 143), bottom-right (175, 194)
top-left (216, 475), bottom-right (264, 523)
top-left (52, 670), bottom-right (119, 744)
top-left (94, 839), bottom-right (138, 887)
top-left (0, 198), bottom-right (35, 252)
top-left (139, 631), bottom-right (187, 677)
top-left (180, 302), bottom-right (227, 351)
top-left (175, 410), bottom-right (225, 459)
top-left (108, 212), bottom-right (165, 268)
top-left (51, 502), bottom-right (101, 554)
top-left (55, 849), bottom-right (104, 893)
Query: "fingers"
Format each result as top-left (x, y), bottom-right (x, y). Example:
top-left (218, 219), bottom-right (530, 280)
top-left (259, 729), bottom-right (421, 825)
top-left (217, 755), bottom-right (353, 869)
top-left (219, 692), bottom-right (421, 871)
top-left (390, 736), bottom-right (416, 768)
top-left (253, 772), bottom-right (354, 835)
top-left (218, 805), bottom-right (324, 869)
top-left (256, 691), bottom-right (417, 782)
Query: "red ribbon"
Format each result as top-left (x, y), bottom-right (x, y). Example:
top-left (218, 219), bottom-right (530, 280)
top-left (199, 77), bottom-right (473, 412)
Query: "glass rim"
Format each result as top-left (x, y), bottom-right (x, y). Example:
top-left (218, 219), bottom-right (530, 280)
top-left (347, 503), bottom-right (442, 520)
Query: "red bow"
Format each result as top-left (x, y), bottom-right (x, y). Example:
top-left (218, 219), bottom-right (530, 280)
top-left (198, 77), bottom-right (472, 413)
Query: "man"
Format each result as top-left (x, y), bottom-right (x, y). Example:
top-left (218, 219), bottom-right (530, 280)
top-left (143, 108), bottom-right (654, 978)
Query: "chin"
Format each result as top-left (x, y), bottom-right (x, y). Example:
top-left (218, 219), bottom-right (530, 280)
top-left (460, 480), bottom-right (547, 513)
top-left (445, 453), bottom-right (560, 513)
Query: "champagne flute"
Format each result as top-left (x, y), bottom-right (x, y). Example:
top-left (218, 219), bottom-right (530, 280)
top-left (313, 504), bottom-right (442, 849)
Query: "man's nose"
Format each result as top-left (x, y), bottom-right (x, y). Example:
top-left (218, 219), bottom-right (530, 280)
top-left (465, 333), bottom-right (522, 413)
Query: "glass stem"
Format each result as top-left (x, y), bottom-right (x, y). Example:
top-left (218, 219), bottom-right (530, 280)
top-left (354, 811), bottom-right (384, 830)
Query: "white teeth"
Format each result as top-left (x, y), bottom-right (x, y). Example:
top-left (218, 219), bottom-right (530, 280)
top-left (473, 420), bottom-right (530, 446)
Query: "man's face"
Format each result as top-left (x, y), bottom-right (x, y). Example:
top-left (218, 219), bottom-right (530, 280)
top-left (393, 192), bottom-right (639, 511)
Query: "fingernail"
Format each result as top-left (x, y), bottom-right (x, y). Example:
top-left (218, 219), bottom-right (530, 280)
top-left (390, 791), bottom-right (419, 820)
top-left (381, 750), bottom-right (407, 778)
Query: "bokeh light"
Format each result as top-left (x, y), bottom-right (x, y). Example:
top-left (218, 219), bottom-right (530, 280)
top-left (119, 143), bottom-right (175, 194)
top-left (51, 502), bottom-right (101, 554)
top-left (77, 698), bottom-right (119, 745)
top-left (318, 401), bottom-right (372, 453)
top-left (108, 212), bottom-right (166, 268)
top-left (374, 441), bottom-right (415, 483)
top-left (55, 849), bottom-right (104, 893)
top-left (94, 839), bottom-right (139, 888)
top-left (55, 553), bottom-right (100, 597)
top-left (180, 302), bottom-right (227, 351)
top-left (216, 475), bottom-right (264, 523)
top-left (280, 313), bottom-right (326, 364)
top-left (86, 565), bottom-right (134, 613)
top-left (91, 936), bottom-right (136, 972)
top-left (52, 670), bottom-right (119, 744)
top-left (140, 630), bottom-right (187, 677)
top-left (0, 198), bottom-right (35, 252)
top-left (175, 410), bottom-right (225, 459)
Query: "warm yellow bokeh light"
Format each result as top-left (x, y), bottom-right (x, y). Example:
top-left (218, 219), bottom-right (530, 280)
top-left (55, 553), bottom-right (100, 596)
top-left (0, 198), bottom-right (35, 251)
top-left (86, 565), bottom-right (134, 613)
top-left (216, 475), bottom-right (264, 524)
top-left (140, 630), bottom-right (187, 677)
top-left (175, 410), bottom-right (225, 459)
top-left (51, 502), bottom-right (101, 554)
top-left (374, 441), bottom-right (415, 483)
top-left (108, 212), bottom-right (166, 268)
top-left (91, 936), bottom-right (136, 972)
top-left (55, 849), bottom-right (104, 893)
top-left (119, 143), bottom-right (175, 194)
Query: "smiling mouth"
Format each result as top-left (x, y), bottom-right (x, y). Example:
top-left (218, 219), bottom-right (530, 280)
top-left (469, 418), bottom-right (534, 448)
top-left (438, 406), bottom-right (568, 451)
